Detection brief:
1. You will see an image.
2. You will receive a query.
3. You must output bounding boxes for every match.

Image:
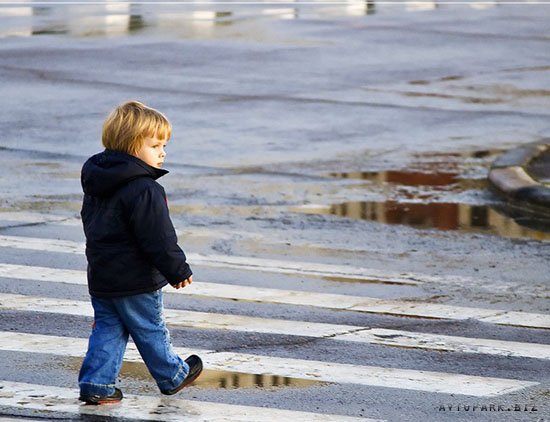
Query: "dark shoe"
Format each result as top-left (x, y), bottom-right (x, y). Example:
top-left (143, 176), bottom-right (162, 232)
top-left (79, 387), bottom-right (123, 405)
top-left (162, 355), bottom-right (203, 395)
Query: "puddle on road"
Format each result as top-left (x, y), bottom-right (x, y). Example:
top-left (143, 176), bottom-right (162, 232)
top-left (63, 358), bottom-right (324, 391)
top-left (330, 169), bottom-right (488, 192)
top-left (118, 361), bottom-right (323, 390)
top-left (0, 1), bottom-right (521, 39)
top-left (294, 155), bottom-right (550, 241)
top-left (303, 200), bottom-right (550, 241)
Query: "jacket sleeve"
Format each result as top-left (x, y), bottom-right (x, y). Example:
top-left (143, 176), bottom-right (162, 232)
top-left (126, 183), bottom-right (192, 284)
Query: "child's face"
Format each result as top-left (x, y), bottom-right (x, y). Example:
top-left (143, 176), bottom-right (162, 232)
top-left (134, 136), bottom-right (168, 169)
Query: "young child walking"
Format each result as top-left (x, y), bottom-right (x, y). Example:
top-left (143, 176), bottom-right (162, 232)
top-left (78, 100), bottom-right (202, 404)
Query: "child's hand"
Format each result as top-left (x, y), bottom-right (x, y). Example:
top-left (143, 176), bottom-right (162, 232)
top-left (173, 276), bottom-right (192, 289)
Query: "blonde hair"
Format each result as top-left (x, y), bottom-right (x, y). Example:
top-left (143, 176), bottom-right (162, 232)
top-left (102, 101), bottom-right (172, 155)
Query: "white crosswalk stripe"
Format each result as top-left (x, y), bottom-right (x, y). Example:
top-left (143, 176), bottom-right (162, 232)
top-left (0, 233), bottom-right (477, 284)
top-left (0, 212), bottom-right (80, 226)
top-left (0, 213), bottom-right (547, 420)
top-left (0, 381), bottom-right (375, 422)
top-left (1, 293), bottom-right (549, 360)
top-left (0, 331), bottom-right (539, 397)
top-left (0, 262), bottom-right (548, 329)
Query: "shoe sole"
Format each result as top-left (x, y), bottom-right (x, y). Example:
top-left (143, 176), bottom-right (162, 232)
top-left (79, 397), bottom-right (122, 405)
top-left (162, 366), bottom-right (203, 395)
top-left (79, 388), bottom-right (123, 405)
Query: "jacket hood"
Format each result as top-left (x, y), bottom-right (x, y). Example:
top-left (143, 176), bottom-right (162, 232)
top-left (81, 150), bottom-right (168, 197)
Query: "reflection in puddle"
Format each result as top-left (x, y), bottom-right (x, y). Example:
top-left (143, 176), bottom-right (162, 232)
top-left (297, 159), bottom-right (550, 241)
top-left (118, 361), bottom-right (321, 389)
top-left (125, 361), bottom-right (323, 389)
top-left (331, 170), bottom-right (488, 192)
top-left (64, 358), bottom-right (322, 390)
top-left (322, 200), bottom-right (550, 241)
top-left (0, 4), bottom-right (239, 39)
top-left (128, 14), bottom-right (146, 33)
top-left (0, 1), bottom-right (511, 39)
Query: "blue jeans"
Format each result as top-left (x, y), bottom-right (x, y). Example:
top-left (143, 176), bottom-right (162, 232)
top-left (78, 288), bottom-right (189, 396)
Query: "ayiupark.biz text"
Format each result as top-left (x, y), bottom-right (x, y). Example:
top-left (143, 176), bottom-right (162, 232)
top-left (438, 404), bottom-right (539, 412)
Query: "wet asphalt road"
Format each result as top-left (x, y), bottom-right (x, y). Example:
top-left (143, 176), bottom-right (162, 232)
top-left (0, 2), bottom-right (549, 421)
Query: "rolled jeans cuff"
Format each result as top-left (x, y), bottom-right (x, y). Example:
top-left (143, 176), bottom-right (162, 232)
top-left (79, 381), bottom-right (116, 397)
top-left (156, 362), bottom-right (190, 392)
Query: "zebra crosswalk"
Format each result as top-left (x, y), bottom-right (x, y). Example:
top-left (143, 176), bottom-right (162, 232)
top-left (0, 331), bottom-right (539, 396)
top-left (0, 233), bottom-right (443, 284)
top-left (1, 262), bottom-right (548, 328)
top-left (0, 381), bottom-right (374, 422)
top-left (0, 211), bottom-right (548, 421)
top-left (1, 293), bottom-right (549, 360)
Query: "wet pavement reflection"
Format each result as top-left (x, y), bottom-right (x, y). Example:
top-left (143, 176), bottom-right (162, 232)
top-left (119, 361), bottom-right (323, 389)
top-left (63, 358), bottom-right (323, 391)
top-left (294, 151), bottom-right (550, 241)
top-left (0, 1), bottom-right (517, 39)
top-left (331, 169), bottom-right (488, 193)
top-left (121, 361), bottom-right (322, 390)
top-left (323, 199), bottom-right (550, 241)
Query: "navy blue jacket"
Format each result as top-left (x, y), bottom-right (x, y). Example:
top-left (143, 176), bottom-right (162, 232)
top-left (81, 150), bottom-right (192, 298)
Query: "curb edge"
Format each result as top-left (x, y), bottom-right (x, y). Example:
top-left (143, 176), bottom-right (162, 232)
top-left (488, 139), bottom-right (550, 216)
